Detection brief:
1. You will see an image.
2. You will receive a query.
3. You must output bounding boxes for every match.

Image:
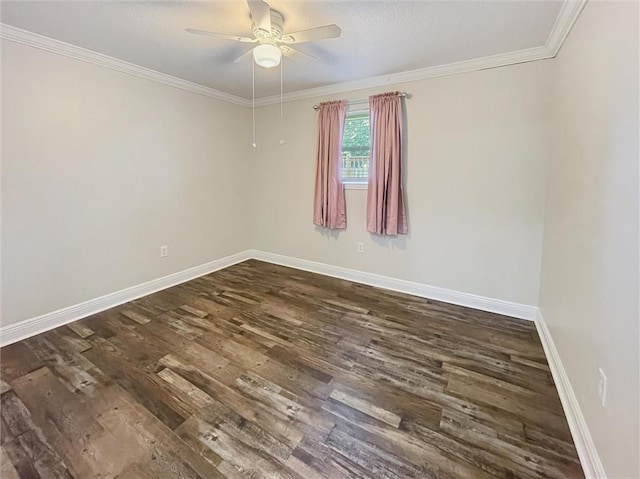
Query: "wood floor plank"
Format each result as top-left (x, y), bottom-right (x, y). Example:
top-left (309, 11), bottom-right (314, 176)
top-left (329, 389), bottom-right (402, 428)
top-left (10, 367), bottom-right (107, 478)
top-left (55, 326), bottom-right (93, 353)
top-left (119, 306), bottom-right (153, 325)
top-left (0, 389), bottom-right (72, 478)
top-left (291, 435), bottom-right (375, 479)
top-left (158, 354), bottom-right (305, 449)
top-left (445, 373), bottom-right (571, 441)
top-left (0, 259), bottom-right (584, 478)
top-left (251, 357), bottom-right (334, 408)
top-left (24, 332), bottom-right (103, 396)
top-left (82, 336), bottom-right (190, 429)
top-left (439, 408), bottom-right (580, 479)
top-left (176, 416), bottom-right (302, 478)
top-left (443, 363), bottom-right (563, 412)
top-left (0, 342), bottom-right (44, 384)
top-left (234, 370), bottom-right (336, 442)
top-left (0, 379), bottom-right (11, 395)
top-left (66, 322), bottom-right (95, 339)
top-left (90, 385), bottom-right (225, 478)
top-left (326, 424), bottom-right (438, 479)
top-left (0, 447), bottom-right (21, 479)
top-left (322, 394), bottom-right (494, 479)
top-left (1, 438), bottom-right (43, 479)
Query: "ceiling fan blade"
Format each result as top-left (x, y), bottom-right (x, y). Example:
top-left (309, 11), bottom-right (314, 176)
top-left (233, 47), bottom-right (256, 64)
top-left (281, 46), bottom-right (315, 62)
top-left (281, 24), bottom-right (341, 44)
top-left (247, 0), bottom-right (272, 34)
top-left (185, 28), bottom-right (256, 43)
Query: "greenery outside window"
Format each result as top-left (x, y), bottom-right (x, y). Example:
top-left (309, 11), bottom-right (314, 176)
top-left (341, 110), bottom-right (370, 186)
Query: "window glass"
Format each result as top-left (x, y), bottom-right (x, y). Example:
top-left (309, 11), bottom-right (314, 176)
top-left (341, 112), bottom-right (370, 184)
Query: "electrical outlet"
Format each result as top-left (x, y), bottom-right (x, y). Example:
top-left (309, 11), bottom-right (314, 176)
top-left (597, 368), bottom-right (607, 407)
top-left (357, 242), bottom-right (365, 253)
top-left (160, 245), bottom-right (168, 258)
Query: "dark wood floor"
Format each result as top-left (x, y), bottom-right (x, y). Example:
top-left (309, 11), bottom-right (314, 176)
top-left (0, 260), bottom-right (584, 478)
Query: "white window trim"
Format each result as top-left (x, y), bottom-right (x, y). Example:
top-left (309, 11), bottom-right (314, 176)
top-left (347, 106), bottom-right (369, 115)
top-left (344, 182), bottom-right (368, 190)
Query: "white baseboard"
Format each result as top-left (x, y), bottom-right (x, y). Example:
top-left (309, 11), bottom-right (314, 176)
top-left (1, 248), bottom-right (597, 477)
top-left (534, 310), bottom-right (606, 478)
top-left (0, 248), bottom-right (537, 348)
top-left (250, 250), bottom-right (537, 321)
top-left (0, 250), bottom-right (252, 347)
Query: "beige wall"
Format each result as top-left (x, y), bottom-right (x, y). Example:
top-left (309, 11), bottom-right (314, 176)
top-left (1, 40), bottom-right (251, 326)
top-left (539, 2), bottom-right (640, 477)
top-left (252, 60), bottom-right (552, 306)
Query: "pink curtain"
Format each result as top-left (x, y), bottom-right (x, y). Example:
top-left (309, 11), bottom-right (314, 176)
top-left (366, 92), bottom-right (407, 235)
top-left (313, 100), bottom-right (348, 229)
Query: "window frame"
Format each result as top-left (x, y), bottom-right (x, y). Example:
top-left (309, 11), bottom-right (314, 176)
top-left (341, 106), bottom-right (370, 189)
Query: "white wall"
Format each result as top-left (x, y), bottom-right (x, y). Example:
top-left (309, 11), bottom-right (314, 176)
top-left (1, 40), bottom-right (251, 326)
top-left (252, 60), bottom-right (551, 307)
top-left (539, 2), bottom-right (640, 478)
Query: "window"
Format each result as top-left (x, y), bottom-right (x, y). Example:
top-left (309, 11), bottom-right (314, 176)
top-left (341, 111), bottom-right (370, 186)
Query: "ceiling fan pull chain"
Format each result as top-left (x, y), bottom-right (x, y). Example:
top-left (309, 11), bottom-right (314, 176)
top-left (252, 60), bottom-right (257, 148)
top-left (280, 60), bottom-right (285, 145)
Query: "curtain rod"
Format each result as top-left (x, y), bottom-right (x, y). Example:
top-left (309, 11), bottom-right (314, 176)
top-left (313, 92), bottom-right (409, 110)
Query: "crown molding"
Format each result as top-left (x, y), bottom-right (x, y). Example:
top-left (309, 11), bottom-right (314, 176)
top-left (0, 23), bottom-right (252, 107)
top-left (1, 0), bottom-right (586, 108)
top-left (254, 0), bottom-right (587, 107)
top-left (546, 0), bottom-right (588, 56)
top-left (255, 45), bottom-right (553, 107)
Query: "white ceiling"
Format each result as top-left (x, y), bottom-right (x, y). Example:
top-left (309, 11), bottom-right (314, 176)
top-left (1, 1), bottom-right (564, 100)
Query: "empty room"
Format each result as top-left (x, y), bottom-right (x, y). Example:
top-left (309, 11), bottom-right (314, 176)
top-left (1, 0), bottom-right (638, 477)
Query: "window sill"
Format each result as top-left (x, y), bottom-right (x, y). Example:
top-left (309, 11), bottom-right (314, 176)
top-left (344, 183), bottom-right (368, 190)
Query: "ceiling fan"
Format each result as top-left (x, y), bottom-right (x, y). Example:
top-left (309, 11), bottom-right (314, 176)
top-left (186, 0), bottom-right (341, 68)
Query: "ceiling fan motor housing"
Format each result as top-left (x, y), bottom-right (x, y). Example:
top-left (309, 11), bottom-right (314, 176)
top-left (186, 1), bottom-right (340, 64)
top-left (253, 9), bottom-right (284, 39)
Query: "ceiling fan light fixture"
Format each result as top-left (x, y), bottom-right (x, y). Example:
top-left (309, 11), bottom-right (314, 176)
top-left (253, 43), bottom-right (282, 68)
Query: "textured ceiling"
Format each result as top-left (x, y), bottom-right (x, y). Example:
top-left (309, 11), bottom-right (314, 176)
top-left (1, 1), bottom-right (563, 99)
